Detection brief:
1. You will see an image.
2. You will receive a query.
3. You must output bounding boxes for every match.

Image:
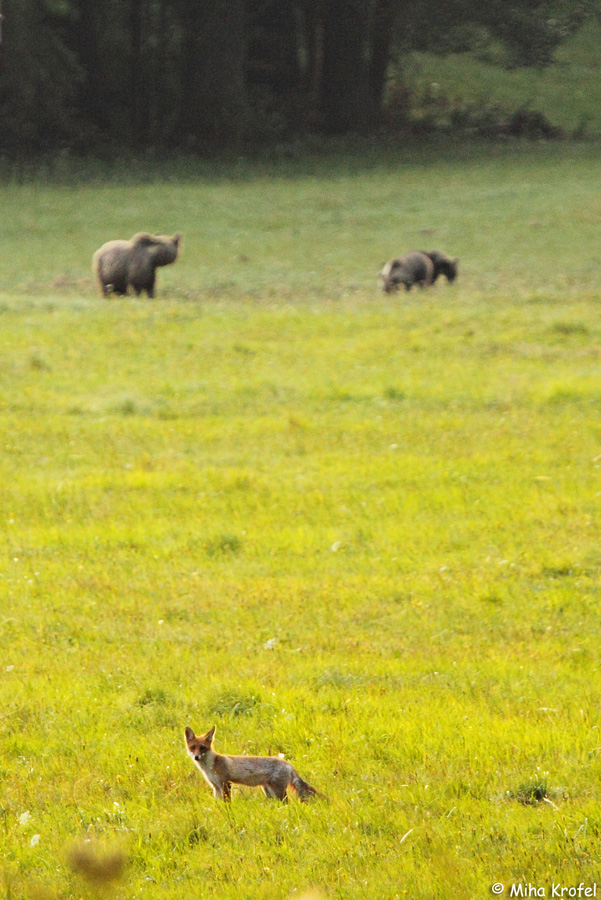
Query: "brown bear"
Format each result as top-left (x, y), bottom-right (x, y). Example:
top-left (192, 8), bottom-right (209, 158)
top-left (92, 232), bottom-right (181, 298)
top-left (420, 250), bottom-right (459, 284)
top-left (379, 251), bottom-right (434, 293)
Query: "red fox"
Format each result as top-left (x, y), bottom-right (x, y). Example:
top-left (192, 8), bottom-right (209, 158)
top-left (184, 725), bottom-right (323, 802)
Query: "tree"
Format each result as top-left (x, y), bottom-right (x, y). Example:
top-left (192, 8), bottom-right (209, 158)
top-left (317, 0), bottom-right (369, 132)
top-left (388, 0), bottom-right (590, 67)
top-left (0, 0), bottom-right (81, 152)
top-left (175, 0), bottom-right (246, 145)
top-left (368, 0), bottom-right (398, 108)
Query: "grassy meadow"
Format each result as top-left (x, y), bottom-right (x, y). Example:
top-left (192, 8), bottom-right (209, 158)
top-left (1, 141), bottom-right (601, 899)
top-left (405, 18), bottom-right (601, 136)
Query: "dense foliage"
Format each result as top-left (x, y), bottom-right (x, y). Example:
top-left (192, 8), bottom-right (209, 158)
top-left (0, 1), bottom-right (594, 153)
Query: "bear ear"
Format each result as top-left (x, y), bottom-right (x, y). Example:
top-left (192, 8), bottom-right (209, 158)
top-left (133, 232), bottom-right (155, 246)
top-left (173, 233), bottom-right (182, 246)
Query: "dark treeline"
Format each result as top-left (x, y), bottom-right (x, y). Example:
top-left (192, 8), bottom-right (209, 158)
top-left (0, 0), bottom-right (594, 154)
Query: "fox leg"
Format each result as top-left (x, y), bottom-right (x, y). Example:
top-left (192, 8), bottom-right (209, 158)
top-left (211, 782), bottom-right (231, 801)
top-left (262, 779), bottom-right (288, 801)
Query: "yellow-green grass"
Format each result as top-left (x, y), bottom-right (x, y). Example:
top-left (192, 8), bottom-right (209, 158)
top-left (1, 144), bottom-right (601, 899)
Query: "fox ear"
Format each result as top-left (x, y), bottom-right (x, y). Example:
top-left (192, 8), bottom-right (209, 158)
top-left (204, 725), bottom-right (216, 744)
top-left (185, 726), bottom-right (195, 742)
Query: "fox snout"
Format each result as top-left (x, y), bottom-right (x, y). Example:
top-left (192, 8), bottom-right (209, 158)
top-left (185, 725), bottom-right (216, 763)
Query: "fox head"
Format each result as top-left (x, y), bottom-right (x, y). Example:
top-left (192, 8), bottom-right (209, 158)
top-left (185, 725), bottom-right (216, 762)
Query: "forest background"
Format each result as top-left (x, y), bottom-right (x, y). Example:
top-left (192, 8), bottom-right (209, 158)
top-left (2, 0), bottom-right (601, 156)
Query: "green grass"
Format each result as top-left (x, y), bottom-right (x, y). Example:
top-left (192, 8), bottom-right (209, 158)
top-left (1, 143), bottom-right (601, 899)
top-left (404, 18), bottom-right (601, 135)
